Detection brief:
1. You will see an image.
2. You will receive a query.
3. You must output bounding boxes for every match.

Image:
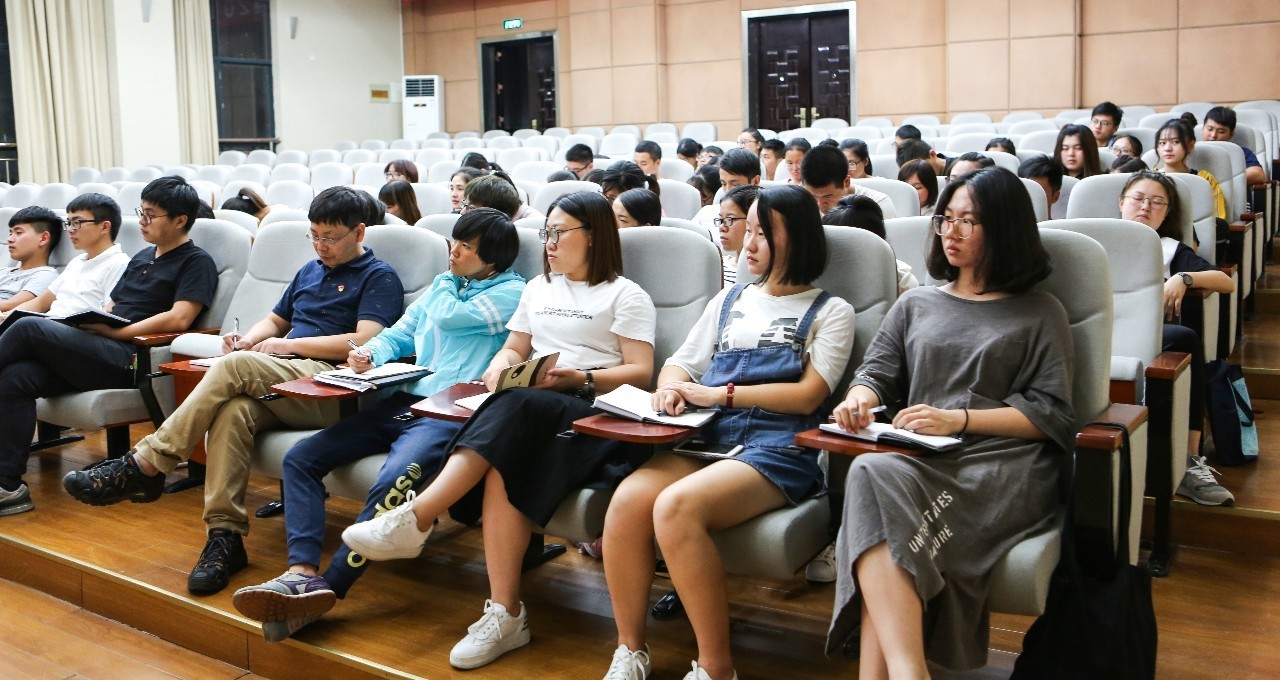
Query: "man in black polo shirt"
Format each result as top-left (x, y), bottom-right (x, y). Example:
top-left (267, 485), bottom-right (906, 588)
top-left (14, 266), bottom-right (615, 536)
top-left (0, 176), bottom-right (217, 517)
top-left (65, 186), bottom-right (405, 595)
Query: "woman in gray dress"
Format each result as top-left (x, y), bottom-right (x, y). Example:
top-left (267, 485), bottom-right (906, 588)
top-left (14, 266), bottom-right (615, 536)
top-left (827, 167), bottom-right (1076, 677)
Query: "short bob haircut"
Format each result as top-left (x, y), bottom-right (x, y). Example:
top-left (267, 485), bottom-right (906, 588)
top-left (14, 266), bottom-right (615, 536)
top-left (688, 166), bottom-right (721, 206)
top-left (9, 205), bottom-right (64, 253)
top-left (378, 180), bottom-right (421, 224)
top-left (543, 191), bottom-right (624, 285)
top-left (384, 159), bottom-right (419, 183)
top-left (1155, 117), bottom-right (1197, 160)
top-left (898, 159), bottom-right (939, 211)
top-left (452, 167), bottom-right (486, 187)
top-left (66, 192), bottom-right (123, 240)
top-left (463, 174), bottom-right (521, 219)
top-left (739, 127), bottom-right (766, 148)
top-left (601, 161), bottom-right (660, 197)
top-left (926, 166), bottom-right (1051, 295)
top-left (752, 184), bottom-right (828, 286)
top-left (221, 187), bottom-right (268, 218)
top-left (141, 176), bottom-right (201, 231)
top-left (1054, 124), bottom-right (1102, 178)
top-left (838, 138), bottom-right (873, 175)
top-left (309, 185), bottom-right (370, 229)
top-left (1111, 133), bottom-right (1144, 158)
top-left (452, 207), bottom-right (519, 273)
top-left (718, 148), bottom-right (761, 180)
top-left (800, 145), bottom-right (849, 189)
top-left (1121, 170), bottom-right (1185, 242)
top-left (985, 137), bottom-right (1016, 155)
top-left (822, 193), bottom-right (886, 240)
top-left (616, 188), bottom-right (662, 226)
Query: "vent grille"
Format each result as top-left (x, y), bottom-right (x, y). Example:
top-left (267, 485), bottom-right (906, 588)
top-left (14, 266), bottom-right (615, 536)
top-left (405, 77), bottom-right (436, 98)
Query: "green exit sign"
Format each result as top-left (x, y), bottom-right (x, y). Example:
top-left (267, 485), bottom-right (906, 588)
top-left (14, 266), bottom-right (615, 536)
top-left (503, 18), bottom-right (523, 30)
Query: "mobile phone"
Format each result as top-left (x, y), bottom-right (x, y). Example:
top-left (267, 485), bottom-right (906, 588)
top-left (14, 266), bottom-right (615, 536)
top-left (671, 440), bottom-right (745, 459)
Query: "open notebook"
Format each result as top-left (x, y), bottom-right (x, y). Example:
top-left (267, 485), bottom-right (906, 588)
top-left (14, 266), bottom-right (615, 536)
top-left (452, 354), bottom-right (561, 411)
top-left (592, 384), bottom-right (718, 428)
top-left (818, 422), bottom-right (963, 453)
top-left (312, 363), bottom-right (431, 392)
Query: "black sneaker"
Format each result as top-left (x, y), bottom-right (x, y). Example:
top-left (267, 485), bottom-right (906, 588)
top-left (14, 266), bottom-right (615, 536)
top-left (62, 453), bottom-right (165, 506)
top-left (187, 528), bottom-right (249, 594)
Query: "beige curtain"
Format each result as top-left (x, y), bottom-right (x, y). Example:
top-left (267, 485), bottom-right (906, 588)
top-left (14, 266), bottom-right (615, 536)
top-left (7, 0), bottom-right (114, 184)
top-left (173, 0), bottom-right (218, 165)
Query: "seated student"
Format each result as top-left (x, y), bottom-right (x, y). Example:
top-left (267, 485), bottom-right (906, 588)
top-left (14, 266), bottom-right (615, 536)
top-left (945, 151), bottom-right (995, 180)
top-left (583, 168), bottom-right (607, 185)
top-left (564, 143), bottom-right (597, 178)
top-left (1119, 170), bottom-right (1235, 506)
top-left (601, 160), bottom-right (661, 204)
top-left (893, 124), bottom-right (922, 148)
top-left (465, 172), bottom-right (541, 222)
top-left (985, 137), bottom-right (1016, 155)
top-left (895, 139), bottom-right (947, 177)
top-left (839, 139), bottom-right (873, 181)
top-left (761, 139), bottom-right (786, 180)
top-left (460, 152), bottom-right (502, 173)
top-left (688, 165), bottom-right (722, 207)
top-left (692, 149), bottom-right (763, 231)
top-left (1154, 116), bottom-right (1227, 220)
top-left (378, 180), bottom-right (422, 225)
top-left (737, 127), bottom-right (766, 155)
top-left (827, 167), bottom-right (1075, 677)
top-left (599, 184), bottom-right (854, 680)
top-left (341, 191), bottom-right (657, 671)
top-left (1203, 106), bottom-right (1267, 185)
top-left (383, 159), bottom-right (419, 184)
top-left (677, 138), bottom-right (703, 168)
top-left (715, 184), bottom-right (759, 287)
top-left (824, 194), bottom-right (919, 295)
top-left (1018, 156), bottom-right (1066, 219)
top-left (450, 167), bottom-right (486, 213)
top-left (698, 145), bottom-right (724, 168)
top-left (5, 194), bottom-right (130, 321)
top-left (1111, 133), bottom-right (1144, 159)
top-left (231, 208), bottom-right (525, 641)
top-left (545, 169), bottom-right (577, 183)
top-left (0, 177), bottom-right (218, 517)
top-left (0, 207), bottom-right (61, 312)
top-left (634, 141), bottom-right (663, 177)
top-left (898, 159), bottom-right (939, 216)
top-left (1090, 101), bottom-right (1124, 147)
top-left (1111, 156), bottom-right (1149, 173)
top-left (221, 187), bottom-right (270, 222)
top-left (782, 138), bottom-right (812, 184)
top-left (63, 186), bottom-right (404, 593)
top-left (1055, 124), bottom-right (1102, 179)
top-left (801, 145), bottom-right (898, 219)
top-left (613, 188), bottom-right (662, 229)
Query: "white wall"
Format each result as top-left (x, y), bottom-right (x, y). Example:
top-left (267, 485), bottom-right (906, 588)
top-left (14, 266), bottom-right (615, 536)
top-left (106, 0), bottom-right (183, 168)
top-left (272, 0), bottom-right (403, 152)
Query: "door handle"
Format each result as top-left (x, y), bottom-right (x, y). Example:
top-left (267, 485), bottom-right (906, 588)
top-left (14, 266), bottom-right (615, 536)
top-left (794, 108), bottom-right (808, 127)
top-left (810, 107), bottom-right (821, 121)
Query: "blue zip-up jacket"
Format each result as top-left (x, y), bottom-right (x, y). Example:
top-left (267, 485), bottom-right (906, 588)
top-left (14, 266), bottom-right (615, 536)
top-left (361, 269), bottom-right (525, 397)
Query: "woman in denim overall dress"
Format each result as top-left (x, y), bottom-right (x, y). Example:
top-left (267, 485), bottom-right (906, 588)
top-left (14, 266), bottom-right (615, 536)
top-left (598, 185), bottom-right (856, 680)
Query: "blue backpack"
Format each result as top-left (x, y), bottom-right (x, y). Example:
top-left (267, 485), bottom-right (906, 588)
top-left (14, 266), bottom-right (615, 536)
top-left (1204, 360), bottom-right (1258, 466)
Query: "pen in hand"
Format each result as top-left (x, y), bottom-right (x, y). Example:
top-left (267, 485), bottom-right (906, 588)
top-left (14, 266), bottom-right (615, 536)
top-left (230, 317), bottom-right (241, 351)
top-left (347, 339), bottom-right (372, 363)
top-left (828, 405), bottom-right (888, 421)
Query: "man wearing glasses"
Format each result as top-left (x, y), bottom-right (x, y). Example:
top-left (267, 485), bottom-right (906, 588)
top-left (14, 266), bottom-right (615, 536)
top-left (64, 185), bottom-right (404, 597)
top-left (0, 206), bottom-right (60, 313)
top-left (0, 177), bottom-right (218, 518)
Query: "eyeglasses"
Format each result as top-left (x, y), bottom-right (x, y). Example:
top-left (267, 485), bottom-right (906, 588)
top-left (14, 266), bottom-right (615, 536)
top-left (1123, 194), bottom-right (1169, 209)
top-left (931, 214), bottom-right (979, 239)
top-left (135, 208), bottom-right (170, 223)
top-left (712, 216), bottom-right (746, 228)
top-left (538, 226), bottom-right (587, 244)
top-left (305, 229), bottom-right (357, 247)
top-left (564, 165), bottom-right (586, 177)
top-left (64, 218), bottom-right (103, 233)
top-left (1090, 117), bottom-right (1114, 127)
top-left (848, 158), bottom-right (865, 167)
top-left (385, 172), bottom-right (404, 180)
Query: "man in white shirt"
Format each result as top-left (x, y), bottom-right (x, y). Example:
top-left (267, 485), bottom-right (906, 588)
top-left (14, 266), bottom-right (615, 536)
top-left (0, 207), bottom-right (61, 312)
top-left (3, 194), bottom-right (129, 320)
top-left (802, 145), bottom-right (899, 219)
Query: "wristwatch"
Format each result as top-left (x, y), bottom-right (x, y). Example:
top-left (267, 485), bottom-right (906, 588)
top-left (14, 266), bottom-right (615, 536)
top-left (581, 369), bottom-right (595, 399)
top-left (1179, 272), bottom-right (1194, 287)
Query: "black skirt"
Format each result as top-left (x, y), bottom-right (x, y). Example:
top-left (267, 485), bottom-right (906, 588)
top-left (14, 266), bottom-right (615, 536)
top-left (446, 387), bottom-right (650, 527)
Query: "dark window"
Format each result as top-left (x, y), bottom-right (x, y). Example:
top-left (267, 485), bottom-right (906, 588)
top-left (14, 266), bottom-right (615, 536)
top-left (0, 2), bottom-right (18, 182)
top-left (211, 0), bottom-right (275, 152)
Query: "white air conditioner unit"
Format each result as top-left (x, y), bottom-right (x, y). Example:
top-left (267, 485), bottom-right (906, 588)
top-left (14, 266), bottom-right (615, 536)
top-left (403, 75), bottom-right (444, 140)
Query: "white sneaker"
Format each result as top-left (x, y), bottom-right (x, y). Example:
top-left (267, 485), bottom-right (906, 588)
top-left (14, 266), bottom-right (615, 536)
top-left (340, 490), bottom-right (433, 560)
top-left (449, 599), bottom-right (531, 669)
top-left (681, 661), bottom-right (737, 680)
top-left (804, 542), bottom-right (837, 583)
top-left (604, 643), bottom-right (652, 680)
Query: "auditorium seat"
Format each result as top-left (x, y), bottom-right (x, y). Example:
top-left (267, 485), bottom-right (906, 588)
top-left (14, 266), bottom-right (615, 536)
top-left (850, 177), bottom-right (919, 219)
top-left (268, 163), bottom-right (310, 185)
top-left (360, 139), bottom-right (388, 151)
top-left (486, 136), bottom-right (521, 150)
top-left (264, 180), bottom-right (315, 210)
top-left (69, 167), bottom-right (100, 185)
top-left (427, 160), bottom-right (462, 183)
top-left (657, 160), bottom-right (694, 182)
top-left (532, 180), bottom-right (602, 215)
top-left (523, 136), bottom-right (560, 157)
top-left (310, 162), bottom-right (355, 193)
top-left (656, 178), bottom-right (701, 220)
top-left (682, 122), bottom-right (717, 143)
top-left (195, 165), bottom-right (233, 186)
top-left (416, 213), bottom-right (459, 239)
top-left (510, 161), bottom-right (560, 184)
top-left (353, 163), bottom-right (386, 187)
top-left (32, 183), bottom-right (78, 210)
top-left (246, 149), bottom-right (276, 167)
top-left (342, 149), bottom-right (377, 166)
top-left (410, 183), bottom-right (451, 216)
top-left (276, 150), bottom-right (307, 166)
top-left (216, 150), bottom-right (246, 166)
top-left (74, 182), bottom-right (120, 200)
top-left (230, 164), bottom-right (271, 185)
top-left (213, 209), bottom-right (259, 236)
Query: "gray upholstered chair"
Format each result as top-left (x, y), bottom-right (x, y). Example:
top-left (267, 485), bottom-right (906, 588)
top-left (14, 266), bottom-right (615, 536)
top-left (851, 177), bottom-right (919, 219)
top-left (531, 181), bottom-right (602, 215)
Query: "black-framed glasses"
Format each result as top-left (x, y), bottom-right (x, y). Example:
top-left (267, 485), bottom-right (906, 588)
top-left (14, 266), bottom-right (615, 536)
top-left (712, 216), bottom-right (746, 229)
top-left (931, 214), bottom-right (979, 239)
top-left (1123, 194), bottom-right (1170, 209)
top-left (564, 165), bottom-right (586, 178)
top-left (64, 218), bottom-right (103, 233)
top-left (135, 208), bottom-right (170, 223)
top-left (385, 172), bottom-right (404, 181)
top-left (305, 229), bottom-right (357, 247)
top-left (538, 226), bottom-right (587, 244)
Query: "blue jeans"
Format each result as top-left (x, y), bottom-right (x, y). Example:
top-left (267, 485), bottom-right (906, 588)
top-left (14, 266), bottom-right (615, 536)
top-left (280, 392), bottom-right (461, 597)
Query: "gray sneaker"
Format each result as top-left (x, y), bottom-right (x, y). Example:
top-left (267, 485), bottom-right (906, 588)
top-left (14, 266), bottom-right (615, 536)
top-left (0, 483), bottom-right (33, 516)
top-left (1176, 456), bottom-right (1235, 506)
top-left (804, 542), bottom-right (837, 583)
top-left (232, 571), bottom-right (336, 642)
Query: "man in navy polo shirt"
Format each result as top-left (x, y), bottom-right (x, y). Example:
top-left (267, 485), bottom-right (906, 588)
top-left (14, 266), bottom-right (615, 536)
top-left (64, 186), bottom-right (405, 595)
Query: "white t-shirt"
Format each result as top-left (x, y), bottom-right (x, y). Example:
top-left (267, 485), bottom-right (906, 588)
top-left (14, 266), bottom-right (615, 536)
top-left (46, 244), bottom-right (131, 317)
top-left (0, 265), bottom-right (57, 302)
top-left (508, 273), bottom-right (656, 370)
top-left (896, 259), bottom-right (919, 295)
top-left (667, 284), bottom-right (855, 393)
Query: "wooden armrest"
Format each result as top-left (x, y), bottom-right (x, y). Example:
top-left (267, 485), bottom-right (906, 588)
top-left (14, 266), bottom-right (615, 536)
top-left (410, 382), bottom-right (487, 422)
top-left (1218, 263), bottom-right (1238, 278)
top-left (1075, 404), bottom-right (1148, 451)
top-left (794, 428), bottom-right (920, 458)
top-left (157, 360), bottom-right (211, 376)
top-left (572, 414), bottom-right (697, 444)
top-left (131, 327), bottom-right (219, 346)
top-left (1241, 212), bottom-right (1262, 222)
top-left (271, 377), bottom-right (361, 401)
top-left (1249, 182), bottom-right (1270, 191)
top-left (1145, 351), bottom-right (1190, 381)
top-left (1228, 221), bottom-right (1250, 233)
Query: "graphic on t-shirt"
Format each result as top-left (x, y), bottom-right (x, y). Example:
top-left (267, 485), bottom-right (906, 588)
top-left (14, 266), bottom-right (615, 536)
top-left (719, 310), bottom-right (799, 349)
top-left (537, 306), bottom-right (594, 321)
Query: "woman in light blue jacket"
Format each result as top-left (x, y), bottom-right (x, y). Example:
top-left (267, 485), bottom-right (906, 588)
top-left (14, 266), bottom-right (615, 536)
top-left (230, 208), bottom-right (525, 642)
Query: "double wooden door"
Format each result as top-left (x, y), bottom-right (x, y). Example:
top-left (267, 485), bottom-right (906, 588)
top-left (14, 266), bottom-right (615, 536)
top-left (747, 11), bottom-right (852, 131)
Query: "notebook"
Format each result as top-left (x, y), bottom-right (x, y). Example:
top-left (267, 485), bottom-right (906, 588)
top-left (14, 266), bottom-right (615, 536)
top-left (818, 422), bottom-right (963, 453)
top-left (591, 384), bottom-right (718, 428)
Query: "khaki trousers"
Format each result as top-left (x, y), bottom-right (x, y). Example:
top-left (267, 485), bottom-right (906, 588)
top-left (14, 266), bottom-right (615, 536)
top-left (134, 351), bottom-right (339, 534)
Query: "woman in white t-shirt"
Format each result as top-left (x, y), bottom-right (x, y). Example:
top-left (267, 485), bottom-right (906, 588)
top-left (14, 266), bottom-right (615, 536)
top-left (714, 184), bottom-right (759, 287)
top-left (342, 191), bottom-right (657, 671)
top-left (599, 185), bottom-right (855, 680)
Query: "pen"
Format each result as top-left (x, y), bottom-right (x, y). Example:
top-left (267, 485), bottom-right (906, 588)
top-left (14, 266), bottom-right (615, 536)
top-left (828, 405), bottom-right (887, 421)
top-left (231, 317), bottom-right (241, 351)
top-left (348, 339), bottom-right (372, 362)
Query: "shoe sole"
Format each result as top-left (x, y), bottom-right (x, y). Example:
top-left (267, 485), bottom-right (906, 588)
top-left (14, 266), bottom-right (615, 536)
top-left (449, 627), bottom-right (531, 669)
top-left (233, 587), bottom-right (337, 623)
top-left (1176, 490), bottom-right (1235, 507)
top-left (0, 500), bottom-right (34, 516)
top-left (340, 528), bottom-right (429, 561)
top-left (62, 474), bottom-right (163, 506)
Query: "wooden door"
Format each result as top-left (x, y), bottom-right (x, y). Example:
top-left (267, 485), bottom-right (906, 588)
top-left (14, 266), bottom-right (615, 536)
top-left (482, 37), bottom-right (557, 133)
top-left (748, 11), bottom-right (851, 131)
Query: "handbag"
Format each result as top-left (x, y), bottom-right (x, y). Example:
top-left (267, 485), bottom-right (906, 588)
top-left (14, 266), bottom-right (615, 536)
top-left (1204, 359), bottom-right (1258, 466)
top-left (1011, 422), bottom-right (1157, 680)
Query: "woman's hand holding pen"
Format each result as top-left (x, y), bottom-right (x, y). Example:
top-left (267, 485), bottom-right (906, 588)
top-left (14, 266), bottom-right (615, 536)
top-left (347, 340), bottom-right (373, 374)
top-left (832, 386), bottom-right (883, 433)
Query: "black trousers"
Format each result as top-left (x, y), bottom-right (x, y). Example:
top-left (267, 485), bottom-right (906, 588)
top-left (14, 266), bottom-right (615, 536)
top-left (1163, 323), bottom-right (1205, 435)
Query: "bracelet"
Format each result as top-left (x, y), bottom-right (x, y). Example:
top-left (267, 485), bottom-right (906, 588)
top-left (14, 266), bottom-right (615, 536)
top-left (960, 408), bottom-right (969, 435)
top-left (725, 382), bottom-right (735, 408)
